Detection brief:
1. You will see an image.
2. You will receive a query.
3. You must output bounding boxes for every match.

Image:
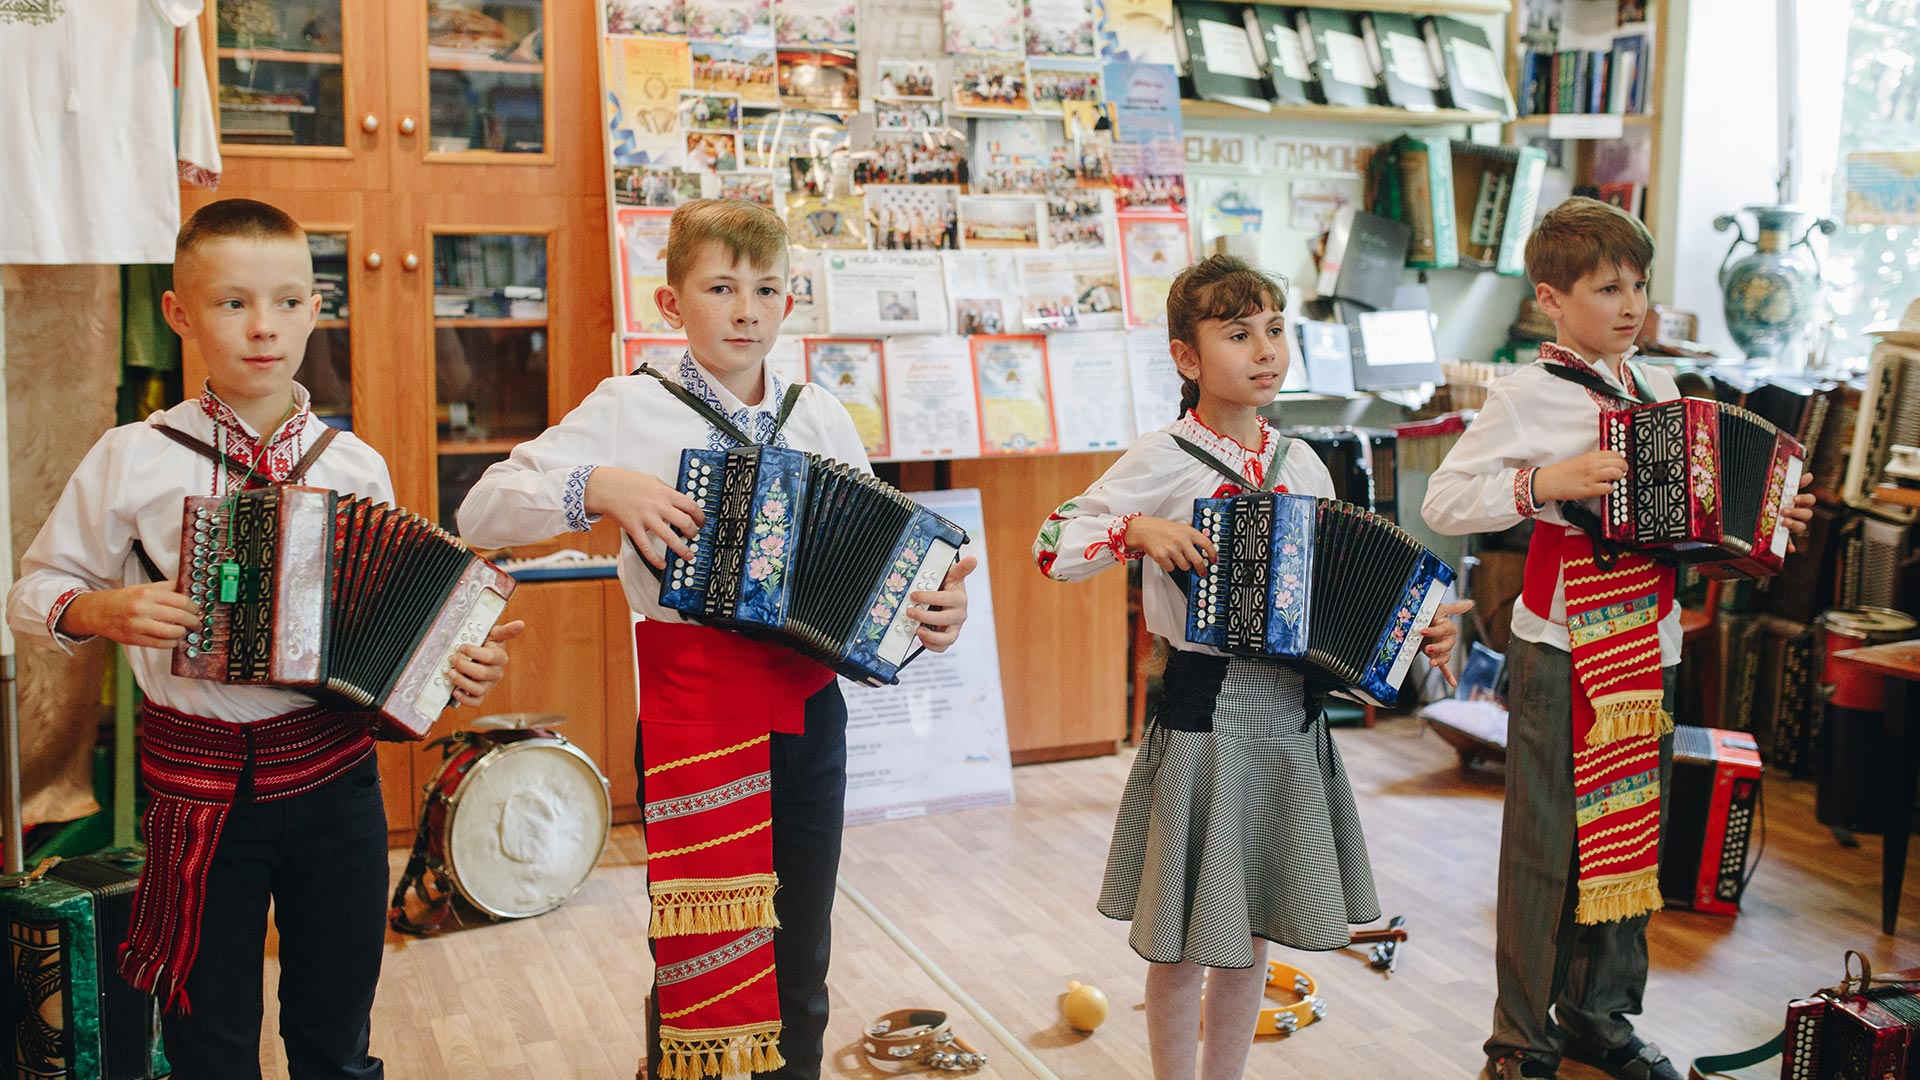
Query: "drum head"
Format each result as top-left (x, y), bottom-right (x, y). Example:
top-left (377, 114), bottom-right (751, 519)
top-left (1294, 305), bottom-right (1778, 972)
top-left (445, 738), bottom-right (611, 919)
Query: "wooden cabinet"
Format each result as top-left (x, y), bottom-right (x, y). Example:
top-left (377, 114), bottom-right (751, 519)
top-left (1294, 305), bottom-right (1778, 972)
top-left (182, 1), bottom-right (621, 842)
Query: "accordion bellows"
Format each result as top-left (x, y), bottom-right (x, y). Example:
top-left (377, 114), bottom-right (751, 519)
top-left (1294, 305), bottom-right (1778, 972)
top-left (1601, 397), bottom-right (1805, 580)
top-left (660, 446), bottom-right (968, 685)
top-left (1183, 493), bottom-right (1456, 706)
top-left (171, 486), bottom-right (517, 739)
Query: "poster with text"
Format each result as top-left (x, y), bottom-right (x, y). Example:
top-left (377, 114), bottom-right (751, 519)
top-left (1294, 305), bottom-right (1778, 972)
top-left (621, 335), bottom-right (687, 378)
top-left (1119, 214), bottom-right (1189, 326)
top-left (823, 250), bottom-right (949, 336)
top-left (1047, 329), bottom-right (1134, 451)
top-left (604, 36), bottom-right (692, 166)
top-left (883, 335), bottom-right (983, 460)
top-left (970, 334), bottom-right (1058, 454)
top-left (805, 337), bottom-right (890, 456)
top-left (617, 207), bottom-right (675, 334)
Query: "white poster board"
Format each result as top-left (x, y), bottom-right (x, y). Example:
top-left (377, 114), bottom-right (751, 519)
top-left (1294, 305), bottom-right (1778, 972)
top-left (842, 488), bottom-right (1014, 825)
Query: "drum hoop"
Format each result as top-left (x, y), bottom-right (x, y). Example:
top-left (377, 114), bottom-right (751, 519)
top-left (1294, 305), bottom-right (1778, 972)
top-left (440, 736), bottom-right (614, 921)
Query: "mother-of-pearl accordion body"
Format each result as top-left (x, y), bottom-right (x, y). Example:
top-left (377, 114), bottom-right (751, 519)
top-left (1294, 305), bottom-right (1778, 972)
top-left (660, 445), bottom-right (968, 685)
top-left (1601, 398), bottom-right (1805, 580)
top-left (171, 486), bottom-right (517, 739)
top-left (1783, 974), bottom-right (1920, 1080)
top-left (1183, 493), bottom-right (1456, 706)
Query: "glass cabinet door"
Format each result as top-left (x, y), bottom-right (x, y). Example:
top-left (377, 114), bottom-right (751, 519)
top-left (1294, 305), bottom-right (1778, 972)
top-left (418, 0), bottom-right (549, 158)
top-left (209, 0), bottom-right (389, 189)
top-left (430, 230), bottom-right (550, 531)
top-left (302, 230), bottom-right (353, 429)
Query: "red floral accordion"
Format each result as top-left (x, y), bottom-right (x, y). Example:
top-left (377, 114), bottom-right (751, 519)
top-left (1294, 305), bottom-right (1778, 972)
top-left (1783, 972), bottom-right (1920, 1080)
top-left (1601, 397), bottom-right (1805, 580)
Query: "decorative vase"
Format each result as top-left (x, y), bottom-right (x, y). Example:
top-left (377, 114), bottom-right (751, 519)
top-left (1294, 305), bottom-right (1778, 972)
top-left (1714, 205), bottom-right (1837, 359)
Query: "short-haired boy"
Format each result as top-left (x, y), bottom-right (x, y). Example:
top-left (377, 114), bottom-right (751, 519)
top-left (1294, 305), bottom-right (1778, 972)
top-left (1423, 197), bottom-right (1811, 1080)
top-left (5, 197), bottom-right (521, 1078)
top-left (458, 199), bottom-right (976, 1080)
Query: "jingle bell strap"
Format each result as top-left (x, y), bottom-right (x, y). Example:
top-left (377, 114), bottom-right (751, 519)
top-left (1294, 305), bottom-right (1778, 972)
top-left (860, 1009), bottom-right (988, 1072)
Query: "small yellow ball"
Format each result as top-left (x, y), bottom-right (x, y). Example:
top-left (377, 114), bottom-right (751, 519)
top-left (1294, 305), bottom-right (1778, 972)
top-left (1062, 980), bottom-right (1110, 1032)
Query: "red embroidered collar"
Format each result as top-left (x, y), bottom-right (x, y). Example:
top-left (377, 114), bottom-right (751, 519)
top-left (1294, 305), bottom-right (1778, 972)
top-left (197, 383), bottom-right (312, 483)
top-left (1176, 410), bottom-right (1277, 487)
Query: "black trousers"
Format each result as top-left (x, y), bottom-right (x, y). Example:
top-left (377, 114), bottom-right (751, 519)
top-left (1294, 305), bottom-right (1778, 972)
top-left (641, 683), bottom-right (849, 1080)
top-left (159, 753), bottom-right (389, 1080)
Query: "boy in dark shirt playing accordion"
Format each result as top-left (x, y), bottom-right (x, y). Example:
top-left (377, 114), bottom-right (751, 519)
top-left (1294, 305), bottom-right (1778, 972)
top-left (458, 199), bottom-right (976, 1080)
top-left (1423, 197), bottom-right (1815, 1080)
top-left (5, 198), bottom-right (522, 1078)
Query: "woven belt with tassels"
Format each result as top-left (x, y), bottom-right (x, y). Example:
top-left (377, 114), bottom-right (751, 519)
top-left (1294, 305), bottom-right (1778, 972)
top-left (862, 1009), bottom-right (987, 1072)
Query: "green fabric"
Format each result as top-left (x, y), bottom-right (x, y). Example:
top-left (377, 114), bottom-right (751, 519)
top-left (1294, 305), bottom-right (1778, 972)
top-left (119, 265), bottom-right (182, 425)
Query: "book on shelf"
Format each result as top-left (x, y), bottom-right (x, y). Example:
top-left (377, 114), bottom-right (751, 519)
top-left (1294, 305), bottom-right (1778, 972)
top-left (1316, 206), bottom-right (1410, 310)
top-left (1294, 318), bottom-right (1356, 396)
top-left (1360, 11), bottom-right (1440, 112)
top-left (1420, 15), bottom-right (1513, 118)
top-left (1588, 181), bottom-right (1647, 220)
top-left (1370, 134), bottom-right (1458, 270)
top-left (1295, 8), bottom-right (1379, 108)
top-left (1173, 1), bottom-right (1271, 112)
top-left (1243, 5), bottom-right (1315, 107)
top-left (1518, 29), bottom-right (1652, 117)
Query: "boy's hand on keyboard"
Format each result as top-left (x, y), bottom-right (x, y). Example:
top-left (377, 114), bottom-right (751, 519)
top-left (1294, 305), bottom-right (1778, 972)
top-left (449, 619), bottom-right (526, 706)
top-left (586, 467), bottom-right (706, 569)
top-left (58, 582), bottom-right (200, 649)
top-left (1124, 516), bottom-right (1218, 573)
top-left (1533, 450), bottom-right (1628, 502)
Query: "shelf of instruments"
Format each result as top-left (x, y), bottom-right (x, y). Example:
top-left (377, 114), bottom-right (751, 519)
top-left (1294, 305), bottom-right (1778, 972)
top-left (1180, 101), bottom-right (1506, 125)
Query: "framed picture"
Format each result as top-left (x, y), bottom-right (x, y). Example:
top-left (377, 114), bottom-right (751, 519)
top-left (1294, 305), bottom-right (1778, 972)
top-left (786, 195), bottom-right (869, 249)
top-left (684, 130), bottom-right (740, 172)
top-left (678, 91), bottom-right (742, 131)
top-left (778, 48), bottom-right (860, 111)
top-left (1029, 60), bottom-right (1102, 112)
top-left (717, 170), bottom-right (779, 208)
top-left (1119, 214), bottom-right (1192, 327)
top-left (866, 185), bottom-right (959, 251)
top-left (691, 40), bottom-right (778, 105)
top-left (951, 54), bottom-right (1032, 112)
top-left (970, 334), bottom-right (1058, 455)
top-left (958, 195), bottom-right (1045, 250)
top-left (804, 337), bottom-right (890, 457)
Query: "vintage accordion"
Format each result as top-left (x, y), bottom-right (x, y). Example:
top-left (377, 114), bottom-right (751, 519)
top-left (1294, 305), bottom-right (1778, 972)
top-left (1844, 340), bottom-right (1920, 524)
top-left (1659, 725), bottom-right (1761, 916)
top-left (0, 853), bottom-right (167, 1079)
top-left (1601, 397), bottom-right (1806, 580)
top-left (660, 445), bottom-right (968, 685)
top-left (1783, 969), bottom-right (1920, 1080)
top-left (1182, 493), bottom-right (1457, 706)
top-left (171, 486), bottom-right (518, 739)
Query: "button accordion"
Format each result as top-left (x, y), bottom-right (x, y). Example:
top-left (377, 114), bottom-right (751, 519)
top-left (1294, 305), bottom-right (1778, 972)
top-left (1658, 725), bottom-right (1761, 916)
top-left (171, 486), bottom-right (518, 739)
top-left (1844, 338), bottom-right (1920, 524)
top-left (660, 445), bottom-right (968, 685)
top-left (1784, 970), bottom-right (1920, 1080)
top-left (1600, 397), bottom-right (1806, 579)
top-left (1183, 493), bottom-right (1457, 706)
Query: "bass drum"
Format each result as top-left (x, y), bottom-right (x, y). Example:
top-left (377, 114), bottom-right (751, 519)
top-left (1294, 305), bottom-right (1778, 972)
top-left (423, 728), bottom-right (611, 919)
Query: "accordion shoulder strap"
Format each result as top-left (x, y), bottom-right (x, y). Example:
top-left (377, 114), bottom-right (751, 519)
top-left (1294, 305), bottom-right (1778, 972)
top-left (637, 363), bottom-right (807, 446)
top-left (147, 421), bottom-right (339, 483)
top-left (1170, 434), bottom-right (1286, 493)
top-left (1540, 358), bottom-right (1659, 405)
top-left (1685, 1033), bottom-right (1781, 1080)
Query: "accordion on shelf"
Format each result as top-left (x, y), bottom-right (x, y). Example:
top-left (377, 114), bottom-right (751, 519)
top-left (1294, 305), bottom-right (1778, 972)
top-left (660, 445), bottom-right (968, 685)
top-left (1183, 492), bottom-right (1456, 706)
top-left (1809, 380), bottom-right (1863, 504)
top-left (1784, 970), bottom-right (1920, 1080)
top-left (1600, 397), bottom-right (1806, 580)
top-left (1844, 339), bottom-right (1920, 523)
top-left (171, 486), bottom-right (517, 739)
top-left (1658, 725), bottom-right (1761, 916)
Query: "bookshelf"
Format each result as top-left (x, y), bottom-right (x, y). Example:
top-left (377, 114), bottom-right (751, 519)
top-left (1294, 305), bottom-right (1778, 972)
top-left (1182, 101), bottom-right (1505, 125)
top-left (1245, 0), bottom-right (1511, 12)
top-left (1503, 0), bottom-right (1669, 239)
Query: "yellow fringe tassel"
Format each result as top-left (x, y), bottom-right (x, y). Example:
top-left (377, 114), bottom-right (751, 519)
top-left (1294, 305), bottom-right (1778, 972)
top-left (1575, 869), bottom-right (1664, 925)
top-left (1583, 692), bottom-right (1673, 747)
top-left (659, 1024), bottom-right (784, 1078)
top-left (650, 875), bottom-right (780, 938)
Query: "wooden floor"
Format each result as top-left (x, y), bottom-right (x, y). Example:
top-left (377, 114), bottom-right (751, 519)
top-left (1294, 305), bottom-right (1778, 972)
top-left (256, 717), bottom-right (1920, 1079)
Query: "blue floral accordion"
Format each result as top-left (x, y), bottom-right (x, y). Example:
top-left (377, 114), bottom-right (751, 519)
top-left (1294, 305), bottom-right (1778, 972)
top-left (1184, 493), bottom-right (1456, 706)
top-left (660, 445), bottom-right (969, 685)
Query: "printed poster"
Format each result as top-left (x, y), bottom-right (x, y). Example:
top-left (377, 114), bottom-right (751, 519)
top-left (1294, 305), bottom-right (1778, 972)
top-left (604, 36), bottom-right (693, 166)
top-left (691, 40), bottom-right (780, 106)
top-left (617, 207), bottom-right (676, 334)
top-left (621, 335), bottom-right (687, 378)
top-left (775, 0), bottom-right (857, 46)
top-left (805, 337), bottom-right (891, 456)
top-left (945, 0), bottom-right (1024, 57)
top-left (1015, 250), bottom-right (1124, 332)
top-left (785, 249), bottom-right (828, 333)
top-left (883, 336), bottom-right (984, 460)
top-left (1119, 214), bottom-right (1190, 327)
top-left (687, 0), bottom-right (774, 41)
top-left (823, 250), bottom-right (950, 336)
top-left (970, 334), bottom-right (1058, 454)
top-left (607, 0), bottom-right (685, 35)
top-left (1027, 0), bottom-right (1096, 57)
top-left (1125, 326), bottom-right (1181, 434)
top-left (1047, 329), bottom-right (1133, 450)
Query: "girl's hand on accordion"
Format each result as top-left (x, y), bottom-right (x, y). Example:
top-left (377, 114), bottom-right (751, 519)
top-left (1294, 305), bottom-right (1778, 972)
top-left (1785, 472), bottom-right (1816, 553)
top-left (1419, 600), bottom-right (1476, 689)
top-left (586, 468), bottom-right (707, 569)
top-left (1123, 516), bottom-right (1219, 573)
top-left (447, 619), bottom-right (526, 706)
top-left (1533, 450), bottom-right (1629, 502)
top-left (57, 582), bottom-right (200, 649)
top-left (908, 557), bottom-right (978, 652)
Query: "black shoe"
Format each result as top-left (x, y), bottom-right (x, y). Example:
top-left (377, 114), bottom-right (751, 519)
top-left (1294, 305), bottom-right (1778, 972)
top-left (1563, 1035), bottom-right (1682, 1080)
top-left (1482, 1056), bottom-right (1559, 1080)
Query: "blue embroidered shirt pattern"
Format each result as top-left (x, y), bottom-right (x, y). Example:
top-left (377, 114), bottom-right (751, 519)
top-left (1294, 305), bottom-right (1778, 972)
top-left (677, 352), bottom-right (791, 451)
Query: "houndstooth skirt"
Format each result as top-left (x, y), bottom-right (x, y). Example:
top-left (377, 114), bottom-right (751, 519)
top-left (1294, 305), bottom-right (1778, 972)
top-left (1098, 651), bottom-right (1381, 968)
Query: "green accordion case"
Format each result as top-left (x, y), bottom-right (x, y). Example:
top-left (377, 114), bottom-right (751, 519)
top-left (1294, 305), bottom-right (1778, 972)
top-left (0, 852), bottom-right (168, 1079)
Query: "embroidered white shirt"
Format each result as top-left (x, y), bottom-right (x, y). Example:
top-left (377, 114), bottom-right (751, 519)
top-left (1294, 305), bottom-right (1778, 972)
top-left (1421, 345), bottom-right (1684, 665)
top-left (5, 384), bottom-right (397, 722)
top-left (1034, 412), bottom-right (1337, 656)
top-left (455, 353), bottom-right (872, 622)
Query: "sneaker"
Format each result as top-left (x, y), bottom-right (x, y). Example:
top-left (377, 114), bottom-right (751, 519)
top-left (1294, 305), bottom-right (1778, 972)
top-left (1482, 1056), bottom-right (1559, 1080)
top-left (1563, 1035), bottom-right (1682, 1080)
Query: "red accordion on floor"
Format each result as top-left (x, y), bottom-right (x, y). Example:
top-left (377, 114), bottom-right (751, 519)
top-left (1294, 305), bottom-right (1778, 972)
top-left (1601, 398), bottom-right (1806, 580)
top-left (1659, 726), bottom-right (1761, 916)
top-left (1784, 968), bottom-right (1920, 1080)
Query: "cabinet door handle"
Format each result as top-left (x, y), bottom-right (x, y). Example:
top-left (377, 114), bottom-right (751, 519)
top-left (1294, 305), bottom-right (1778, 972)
top-left (399, 116), bottom-right (418, 135)
top-left (402, 252), bottom-right (420, 272)
top-left (361, 114), bottom-right (380, 133)
top-left (364, 251), bottom-right (384, 270)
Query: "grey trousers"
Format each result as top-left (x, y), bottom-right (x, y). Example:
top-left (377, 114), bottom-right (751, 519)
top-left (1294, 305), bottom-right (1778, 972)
top-left (1484, 638), bottom-right (1675, 1068)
